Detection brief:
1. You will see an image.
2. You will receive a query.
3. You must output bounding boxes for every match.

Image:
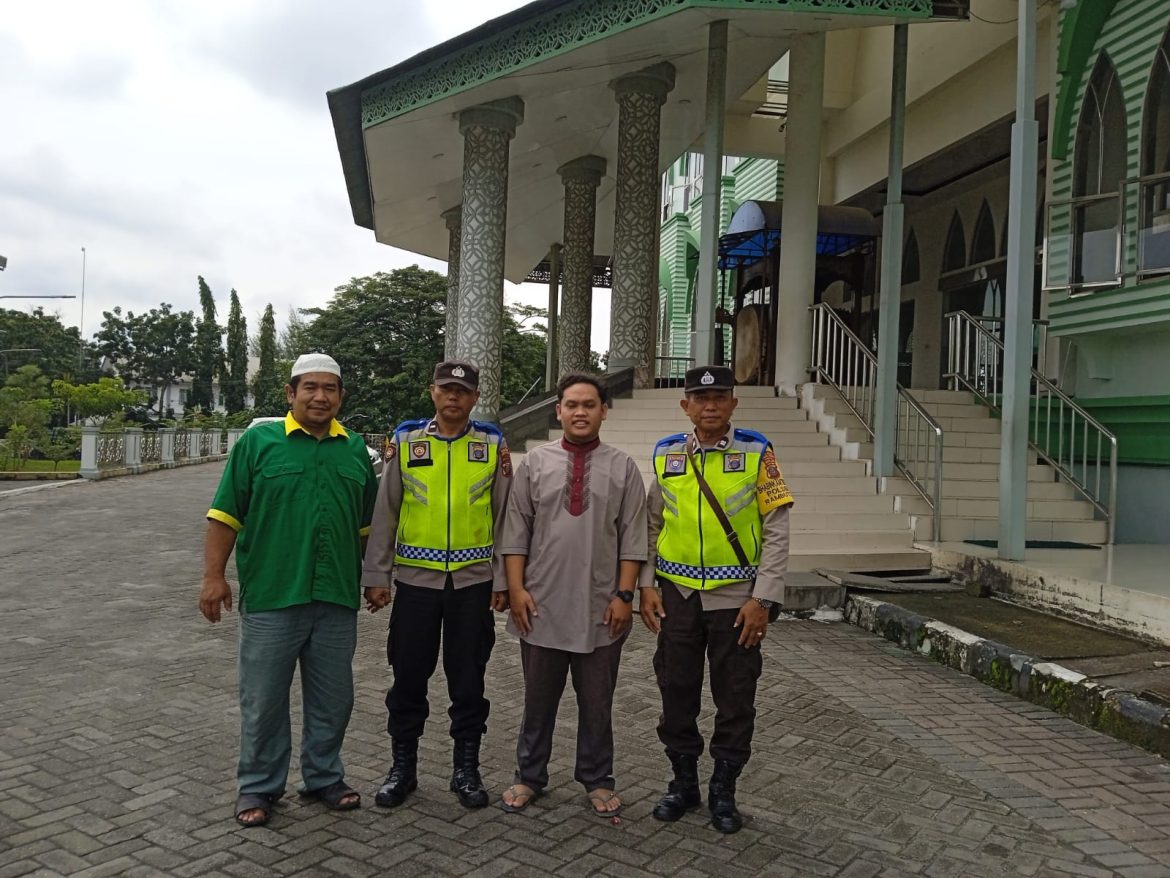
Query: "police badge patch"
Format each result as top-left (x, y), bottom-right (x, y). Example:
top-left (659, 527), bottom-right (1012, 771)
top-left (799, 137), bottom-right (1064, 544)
top-left (664, 453), bottom-right (687, 476)
top-left (723, 452), bottom-right (746, 473)
top-left (499, 443), bottom-right (513, 478)
top-left (408, 441), bottom-right (432, 467)
top-left (468, 441), bottom-right (488, 462)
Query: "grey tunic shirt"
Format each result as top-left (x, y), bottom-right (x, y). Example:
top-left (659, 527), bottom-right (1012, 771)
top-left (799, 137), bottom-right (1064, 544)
top-left (638, 426), bottom-right (791, 611)
top-left (500, 439), bottom-right (648, 653)
top-left (361, 419), bottom-right (511, 592)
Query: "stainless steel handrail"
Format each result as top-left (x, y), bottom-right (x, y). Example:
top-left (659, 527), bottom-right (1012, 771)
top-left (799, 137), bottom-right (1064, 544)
top-left (944, 309), bottom-right (1118, 543)
top-left (810, 304), bottom-right (944, 540)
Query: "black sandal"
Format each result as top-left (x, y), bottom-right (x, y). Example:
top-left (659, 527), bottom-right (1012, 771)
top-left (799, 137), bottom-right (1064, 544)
top-left (234, 793), bottom-right (276, 828)
top-left (300, 780), bottom-right (361, 811)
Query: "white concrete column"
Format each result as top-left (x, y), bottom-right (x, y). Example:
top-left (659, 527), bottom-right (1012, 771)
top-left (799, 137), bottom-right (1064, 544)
top-left (124, 427), bottom-right (142, 470)
top-left (692, 20), bottom-right (729, 367)
top-left (1000, 0), bottom-right (1040, 561)
top-left (442, 206), bottom-right (463, 360)
top-left (774, 33), bottom-right (825, 395)
top-left (79, 425), bottom-right (99, 479)
top-left (455, 98), bottom-right (525, 421)
top-left (608, 63), bottom-right (675, 388)
top-left (544, 243), bottom-right (562, 391)
top-left (160, 428), bottom-right (176, 465)
top-left (874, 24), bottom-right (909, 478)
top-left (558, 155), bottom-right (607, 376)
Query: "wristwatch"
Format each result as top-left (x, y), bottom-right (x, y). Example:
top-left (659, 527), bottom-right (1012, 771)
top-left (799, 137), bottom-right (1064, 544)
top-left (754, 597), bottom-right (775, 610)
top-left (616, 590), bottom-right (635, 604)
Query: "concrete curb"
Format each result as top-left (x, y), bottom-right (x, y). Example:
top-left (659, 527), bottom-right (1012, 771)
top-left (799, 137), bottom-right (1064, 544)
top-left (845, 594), bottom-right (1170, 759)
top-left (0, 479), bottom-right (85, 500)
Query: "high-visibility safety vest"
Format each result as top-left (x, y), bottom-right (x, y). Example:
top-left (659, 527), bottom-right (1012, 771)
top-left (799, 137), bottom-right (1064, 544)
top-left (392, 418), bottom-right (503, 572)
top-left (653, 428), bottom-right (782, 590)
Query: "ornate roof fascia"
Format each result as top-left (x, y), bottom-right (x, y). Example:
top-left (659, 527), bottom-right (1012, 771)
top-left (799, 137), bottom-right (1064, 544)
top-left (359, 0), bottom-right (934, 130)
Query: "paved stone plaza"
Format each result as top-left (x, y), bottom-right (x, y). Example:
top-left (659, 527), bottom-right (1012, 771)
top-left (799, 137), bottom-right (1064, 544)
top-left (3, 465), bottom-right (1170, 877)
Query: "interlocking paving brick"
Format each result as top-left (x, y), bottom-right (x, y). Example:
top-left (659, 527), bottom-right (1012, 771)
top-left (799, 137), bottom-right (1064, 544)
top-left (3, 464), bottom-right (1170, 876)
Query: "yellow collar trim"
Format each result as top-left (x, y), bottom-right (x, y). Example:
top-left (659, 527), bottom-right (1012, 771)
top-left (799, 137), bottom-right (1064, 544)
top-left (284, 412), bottom-right (348, 438)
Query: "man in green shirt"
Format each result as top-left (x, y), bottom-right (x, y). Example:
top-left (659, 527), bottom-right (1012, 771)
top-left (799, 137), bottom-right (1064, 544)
top-left (200, 353), bottom-right (378, 828)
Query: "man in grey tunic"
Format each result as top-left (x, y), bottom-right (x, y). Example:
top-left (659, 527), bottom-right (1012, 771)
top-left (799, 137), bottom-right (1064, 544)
top-left (497, 373), bottom-right (647, 817)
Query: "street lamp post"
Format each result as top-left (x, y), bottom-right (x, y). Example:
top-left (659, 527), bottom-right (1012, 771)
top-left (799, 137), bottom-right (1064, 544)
top-left (78, 247), bottom-right (87, 373)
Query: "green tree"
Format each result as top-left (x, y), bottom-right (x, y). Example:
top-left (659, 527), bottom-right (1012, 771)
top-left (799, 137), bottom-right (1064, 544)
top-left (300, 267), bottom-right (447, 431)
top-left (250, 303), bottom-right (285, 415)
top-left (94, 304), bottom-right (196, 417)
top-left (279, 305), bottom-right (313, 359)
top-left (298, 267), bottom-right (548, 429)
top-left (224, 290), bottom-right (249, 412)
top-left (0, 365), bottom-right (59, 468)
top-left (499, 305), bottom-right (548, 409)
top-left (52, 377), bottom-right (147, 424)
top-left (0, 307), bottom-right (96, 385)
top-left (189, 277), bottom-right (224, 412)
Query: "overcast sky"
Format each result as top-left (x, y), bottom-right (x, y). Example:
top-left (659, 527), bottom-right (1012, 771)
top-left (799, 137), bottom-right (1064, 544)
top-left (0, 1), bottom-right (611, 353)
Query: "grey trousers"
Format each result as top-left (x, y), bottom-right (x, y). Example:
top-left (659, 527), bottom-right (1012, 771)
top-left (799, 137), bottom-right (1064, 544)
top-left (515, 638), bottom-right (624, 792)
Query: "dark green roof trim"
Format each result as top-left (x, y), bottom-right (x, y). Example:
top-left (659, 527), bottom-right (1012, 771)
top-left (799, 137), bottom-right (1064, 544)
top-left (360, 0), bottom-right (934, 130)
top-left (1052, 0), bottom-right (1120, 162)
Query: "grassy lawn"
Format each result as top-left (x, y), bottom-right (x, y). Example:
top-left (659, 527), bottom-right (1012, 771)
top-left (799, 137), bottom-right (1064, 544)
top-left (0, 460), bottom-right (81, 473)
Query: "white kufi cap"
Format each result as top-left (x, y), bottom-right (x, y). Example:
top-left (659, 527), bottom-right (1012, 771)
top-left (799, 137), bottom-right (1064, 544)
top-left (290, 352), bottom-right (341, 380)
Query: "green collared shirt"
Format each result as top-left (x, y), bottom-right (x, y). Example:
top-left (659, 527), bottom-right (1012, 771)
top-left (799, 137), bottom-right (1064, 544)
top-left (207, 413), bottom-right (378, 612)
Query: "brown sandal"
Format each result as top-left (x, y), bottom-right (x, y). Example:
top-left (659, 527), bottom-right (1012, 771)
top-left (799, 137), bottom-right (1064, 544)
top-left (500, 784), bottom-right (540, 813)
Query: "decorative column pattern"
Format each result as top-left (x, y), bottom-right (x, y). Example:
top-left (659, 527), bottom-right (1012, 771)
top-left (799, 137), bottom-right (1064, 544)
top-left (558, 155), bottom-right (606, 377)
top-left (442, 206), bottom-right (462, 359)
top-left (608, 63), bottom-right (675, 388)
top-left (455, 97), bottom-right (524, 420)
top-left (544, 243), bottom-right (562, 391)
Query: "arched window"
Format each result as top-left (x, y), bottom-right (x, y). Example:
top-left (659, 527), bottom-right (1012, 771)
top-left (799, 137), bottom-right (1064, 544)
top-left (970, 200), bottom-right (997, 265)
top-left (1143, 30), bottom-right (1170, 176)
top-left (1140, 27), bottom-right (1170, 276)
top-left (902, 228), bottom-right (920, 284)
top-left (1073, 54), bottom-right (1128, 285)
top-left (1075, 54), bottom-right (1128, 198)
top-left (941, 211), bottom-right (966, 274)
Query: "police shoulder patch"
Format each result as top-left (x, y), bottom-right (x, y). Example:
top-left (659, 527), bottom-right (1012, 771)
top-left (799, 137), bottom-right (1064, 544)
top-left (499, 442), bottom-right (513, 478)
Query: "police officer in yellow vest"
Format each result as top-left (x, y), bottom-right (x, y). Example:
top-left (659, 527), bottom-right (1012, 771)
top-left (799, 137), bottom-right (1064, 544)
top-left (362, 360), bottom-right (512, 809)
top-left (638, 365), bottom-right (793, 834)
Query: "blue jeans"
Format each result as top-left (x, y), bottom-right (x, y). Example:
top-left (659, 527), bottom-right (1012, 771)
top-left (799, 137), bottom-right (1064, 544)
top-left (237, 601), bottom-right (357, 796)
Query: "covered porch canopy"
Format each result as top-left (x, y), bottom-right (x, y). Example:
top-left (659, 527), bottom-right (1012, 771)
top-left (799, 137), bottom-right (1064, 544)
top-left (328, 0), bottom-right (943, 283)
top-left (718, 200), bottom-right (880, 270)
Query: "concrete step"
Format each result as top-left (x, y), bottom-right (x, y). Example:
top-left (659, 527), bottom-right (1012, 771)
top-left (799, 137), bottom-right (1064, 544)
top-left (786, 475), bottom-right (881, 496)
top-left (791, 512), bottom-right (912, 532)
top-left (934, 416), bottom-right (1001, 434)
top-left (791, 530), bottom-right (915, 552)
top-left (600, 415), bottom-right (817, 433)
top-left (937, 497), bottom-right (1096, 520)
top-left (940, 461), bottom-right (1053, 482)
top-left (942, 431), bottom-right (1001, 448)
top-left (788, 549), bottom-right (932, 574)
top-left (799, 494), bottom-right (895, 514)
top-left (620, 394), bottom-right (798, 409)
top-left (904, 388), bottom-right (977, 405)
top-left (936, 517), bottom-right (1107, 544)
top-left (918, 402), bottom-right (990, 420)
top-left (941, 446), bottom-right (1037, 465)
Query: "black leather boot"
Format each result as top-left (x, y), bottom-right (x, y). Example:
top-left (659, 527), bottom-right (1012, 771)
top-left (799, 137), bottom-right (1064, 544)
top-left (708, 759), bottom-right (744, 834)
top-left (652, 751), bottom-right (702, 822)
top-left (450, 738), bottom-right (489, 808)
top-left (374, 738), bottom-right (418, 808)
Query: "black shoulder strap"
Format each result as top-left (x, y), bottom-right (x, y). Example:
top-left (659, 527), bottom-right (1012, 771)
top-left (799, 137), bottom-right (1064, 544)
top-left (684, 438), bottom-right (751, 569)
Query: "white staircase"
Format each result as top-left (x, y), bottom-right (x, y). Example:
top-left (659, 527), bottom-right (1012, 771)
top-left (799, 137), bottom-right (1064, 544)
top-left (518, 386), bottom-right (932, 573)
top-left (803, 385), bottom-right (1108, 545)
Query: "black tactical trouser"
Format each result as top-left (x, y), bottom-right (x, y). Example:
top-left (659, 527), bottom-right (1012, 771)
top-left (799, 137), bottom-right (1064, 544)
top-left (652, 582), bottom-right (763, 765)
